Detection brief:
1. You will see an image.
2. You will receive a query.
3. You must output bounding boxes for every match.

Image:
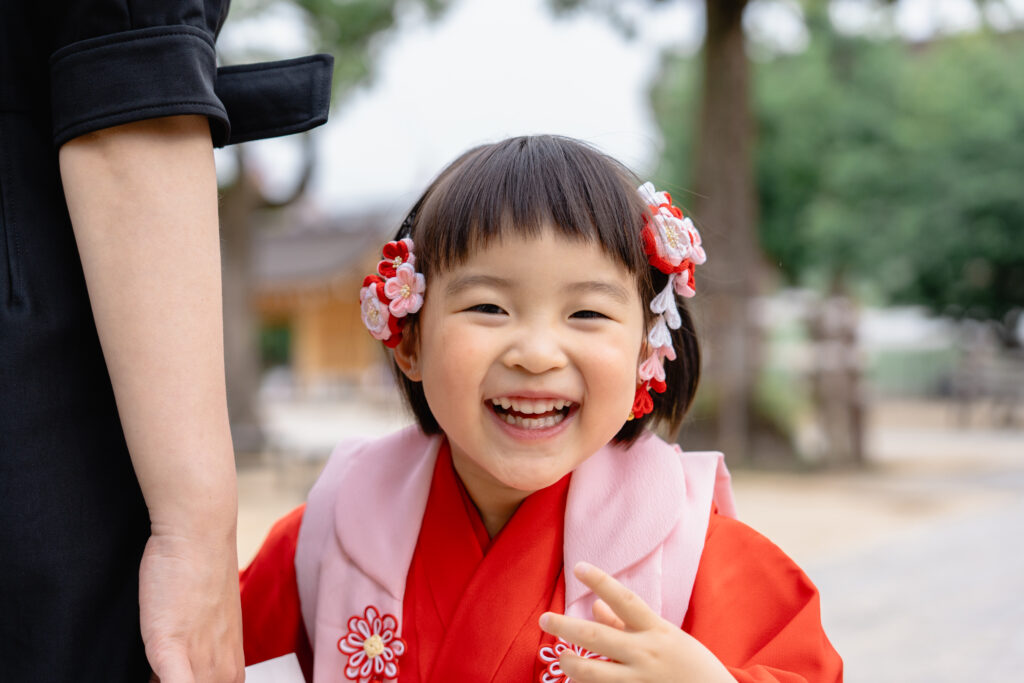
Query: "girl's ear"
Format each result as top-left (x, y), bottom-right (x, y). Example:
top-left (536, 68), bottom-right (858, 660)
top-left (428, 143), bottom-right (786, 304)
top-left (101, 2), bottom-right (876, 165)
top-left (393, 331), bottom-right (422, 382)
top-left (638, 325), bottom-right (652, 364)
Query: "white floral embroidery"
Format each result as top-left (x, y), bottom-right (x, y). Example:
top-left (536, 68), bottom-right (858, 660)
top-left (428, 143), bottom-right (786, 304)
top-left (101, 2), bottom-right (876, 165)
top-left (537, 637), bottom-right (609, 683)
top-left (338, 606), bottom-right (405, 682)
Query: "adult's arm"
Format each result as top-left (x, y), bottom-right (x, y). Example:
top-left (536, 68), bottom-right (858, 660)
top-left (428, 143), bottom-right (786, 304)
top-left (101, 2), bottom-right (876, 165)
top-left (59, 114), bottom-right (242, 683)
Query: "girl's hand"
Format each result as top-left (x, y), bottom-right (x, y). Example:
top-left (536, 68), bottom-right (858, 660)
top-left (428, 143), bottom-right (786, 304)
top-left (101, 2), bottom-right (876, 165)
top-left (539, 562), bottom-right (736, 683)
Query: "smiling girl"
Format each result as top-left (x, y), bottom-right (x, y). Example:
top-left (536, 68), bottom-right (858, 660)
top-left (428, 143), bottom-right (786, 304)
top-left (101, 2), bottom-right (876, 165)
top-left (240, 136), bottom-right (842, 682)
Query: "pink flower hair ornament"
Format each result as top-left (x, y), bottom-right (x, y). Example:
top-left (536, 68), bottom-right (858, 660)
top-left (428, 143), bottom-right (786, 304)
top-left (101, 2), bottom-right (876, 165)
top-left (629, 182), bottom-right (706, 421)
top-left (360, 238), bottom-right (425, 349)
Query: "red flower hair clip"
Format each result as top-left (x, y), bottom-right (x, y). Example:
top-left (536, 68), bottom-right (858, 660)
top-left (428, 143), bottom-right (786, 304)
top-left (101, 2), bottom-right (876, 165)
top-left (360, 238), bottom-right (425, 348)
top-left (630, 183), bottom-right (706, 420)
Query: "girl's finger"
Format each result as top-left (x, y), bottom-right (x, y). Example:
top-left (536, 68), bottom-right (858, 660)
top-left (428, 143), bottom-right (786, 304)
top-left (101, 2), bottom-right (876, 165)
top-left (574, 561), bottom-right (660, 631)
top-left (592, 598), bottom-right (626, 630)
top-left (558, 651), bottom-right (628, 683)
top-left (539, 612), bottom-right (636, 664)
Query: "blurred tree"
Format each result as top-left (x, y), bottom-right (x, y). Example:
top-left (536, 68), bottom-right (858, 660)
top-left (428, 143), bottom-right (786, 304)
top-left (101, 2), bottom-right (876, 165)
top-left (688, 0), bottom-right (760, 464)
top-left (258, 0), bottom-right (451, 95)
top-left (750, 6), bottom-right (1024, 323)
top-left (652, 1), bottom-right (1024, 463)
top-left (553, 0), bottom-right (762, 462)
top-left (219, 0), bottom-right (453, 452)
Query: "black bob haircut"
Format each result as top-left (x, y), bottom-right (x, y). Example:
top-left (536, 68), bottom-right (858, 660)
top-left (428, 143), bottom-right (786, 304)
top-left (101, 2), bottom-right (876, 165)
top-left (388, 135), bottom-right (700, 444)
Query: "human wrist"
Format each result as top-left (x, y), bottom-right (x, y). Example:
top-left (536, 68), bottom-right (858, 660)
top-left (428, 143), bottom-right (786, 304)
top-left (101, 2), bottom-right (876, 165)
top-left (149, 495), bottom-right (237, 536)
top-left (142, 453), bottom-right (238, 542)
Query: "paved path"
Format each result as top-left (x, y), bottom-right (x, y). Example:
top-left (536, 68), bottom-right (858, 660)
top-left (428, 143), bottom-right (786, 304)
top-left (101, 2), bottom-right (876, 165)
top-left (806, 468), bottom-right (1024, 682)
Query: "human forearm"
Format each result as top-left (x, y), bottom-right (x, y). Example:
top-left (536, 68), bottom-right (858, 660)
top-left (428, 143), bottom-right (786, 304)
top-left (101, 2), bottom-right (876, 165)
top-left (59, 114), bottom-right (236, 534)
top-left (60, 115), bottom-right (243, 682)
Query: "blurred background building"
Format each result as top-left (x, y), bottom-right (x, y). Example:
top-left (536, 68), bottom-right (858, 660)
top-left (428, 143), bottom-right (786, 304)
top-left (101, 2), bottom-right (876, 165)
top-left (254, 210), bottom-right (390, 391)
top-left (215, 1), bottom-right (1024, 680)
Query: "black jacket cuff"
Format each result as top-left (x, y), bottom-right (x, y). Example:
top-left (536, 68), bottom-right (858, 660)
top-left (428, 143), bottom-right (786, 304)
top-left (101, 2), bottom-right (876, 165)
top-left (50, 25), bottom-right (229, 148)
top-left (216, 54), bottom-right (333, 146)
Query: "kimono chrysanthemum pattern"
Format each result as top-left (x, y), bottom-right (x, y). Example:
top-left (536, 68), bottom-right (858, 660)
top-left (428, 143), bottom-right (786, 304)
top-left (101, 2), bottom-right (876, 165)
top-left (337, 606), bottom-right (406, 682)
top-left (537, 637), bottom-right (609, 683)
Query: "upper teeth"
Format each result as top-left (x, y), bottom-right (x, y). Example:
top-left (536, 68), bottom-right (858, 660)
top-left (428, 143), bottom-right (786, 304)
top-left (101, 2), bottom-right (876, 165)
top-left (491, 397), bottom-right (572, 414)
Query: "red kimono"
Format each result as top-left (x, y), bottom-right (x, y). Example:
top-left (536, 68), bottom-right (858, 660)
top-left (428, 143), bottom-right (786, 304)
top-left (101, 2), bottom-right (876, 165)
top-left (241, 445), bottom-right (841, 682)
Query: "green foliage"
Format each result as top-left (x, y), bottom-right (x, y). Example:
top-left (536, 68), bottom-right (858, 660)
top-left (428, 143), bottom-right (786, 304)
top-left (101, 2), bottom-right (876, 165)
top-left (295, 0), bottom-right (400, 93)
top-left (868, 347), bottom-right (959, 395)
top-left (653, 23), bottom-right (1024, 321)
top-left (233, 0), bottom-right (453, 102)
top-left (648, 52), bottom-right (699, 204)
top-left (260, 322), bottom-right (292, 368)
top-left (546, 0), bottom-right (672, 37)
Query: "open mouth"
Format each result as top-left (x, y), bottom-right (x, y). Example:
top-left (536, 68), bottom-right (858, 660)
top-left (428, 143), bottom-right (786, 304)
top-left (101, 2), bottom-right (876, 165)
top-left (488, 397), bottom-right (577, 429)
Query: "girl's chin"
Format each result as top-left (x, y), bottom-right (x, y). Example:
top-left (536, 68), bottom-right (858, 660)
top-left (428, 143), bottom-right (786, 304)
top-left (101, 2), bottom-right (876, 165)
top-left (491, 464), bottom-right (569, 494)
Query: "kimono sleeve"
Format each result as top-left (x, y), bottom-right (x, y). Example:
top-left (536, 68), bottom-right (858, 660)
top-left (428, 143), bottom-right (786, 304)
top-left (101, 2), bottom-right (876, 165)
top-left (682, 514), bottom-right (843, 683)
top-left (240, 504), bottom-right (313, 680)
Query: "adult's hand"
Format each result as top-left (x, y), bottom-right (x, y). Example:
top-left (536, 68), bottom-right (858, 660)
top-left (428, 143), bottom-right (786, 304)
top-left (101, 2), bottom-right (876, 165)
top-left (141, 527), bottom-right (244, 683)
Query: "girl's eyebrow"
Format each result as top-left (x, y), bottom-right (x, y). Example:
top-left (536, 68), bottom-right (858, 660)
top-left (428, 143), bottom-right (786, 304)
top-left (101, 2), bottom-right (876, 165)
top-left (565, 280), bottom-right (632, 304)
top-left (446, 274), bottom-right (631, 304)
top-left (445, 274), bottom-right (512, 296)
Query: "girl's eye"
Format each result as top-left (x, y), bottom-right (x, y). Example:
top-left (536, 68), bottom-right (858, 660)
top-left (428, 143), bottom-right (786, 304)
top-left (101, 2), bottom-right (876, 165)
top-left (571, 310), bottom-right (609, 320)
top-left (467, 303), bottom-right (506, 315)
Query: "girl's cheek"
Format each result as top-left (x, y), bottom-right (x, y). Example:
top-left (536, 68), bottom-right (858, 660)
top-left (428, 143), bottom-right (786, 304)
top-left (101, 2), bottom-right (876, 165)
top-left (586, 337), bottom-right (645, 399)
top-left (438, 318), bottom-right (483, 347)
top-left (433, 322), bottom-right (491, 371)
top-left (588, 333), bottom-right (644, 371)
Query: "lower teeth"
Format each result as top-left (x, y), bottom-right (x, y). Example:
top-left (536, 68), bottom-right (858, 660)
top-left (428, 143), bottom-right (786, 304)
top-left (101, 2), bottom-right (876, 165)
top-left (503, 412), bottom-right (565, 429)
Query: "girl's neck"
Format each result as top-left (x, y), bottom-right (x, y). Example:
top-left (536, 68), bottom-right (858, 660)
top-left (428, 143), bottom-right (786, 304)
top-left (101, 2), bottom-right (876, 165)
top-left (473, 496), bottom-right (522, 539)
top-left (450, 456), bottom-right (531, 538)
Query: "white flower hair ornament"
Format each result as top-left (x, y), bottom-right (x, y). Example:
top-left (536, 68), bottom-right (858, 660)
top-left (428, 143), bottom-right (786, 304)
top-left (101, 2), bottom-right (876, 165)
top-left (360, 237), bottom-right (425, 349)
top-left (630, 182), bottom-right (706, 420)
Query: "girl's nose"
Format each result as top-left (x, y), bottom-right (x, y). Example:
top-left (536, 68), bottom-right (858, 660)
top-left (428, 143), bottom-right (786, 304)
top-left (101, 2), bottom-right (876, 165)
top-left (502, 327), bottom-right (568, 375)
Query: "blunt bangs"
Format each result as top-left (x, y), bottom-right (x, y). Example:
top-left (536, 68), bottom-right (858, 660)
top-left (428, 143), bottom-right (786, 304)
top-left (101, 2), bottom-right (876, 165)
top-left (404, 135), bottom-right (651, 281)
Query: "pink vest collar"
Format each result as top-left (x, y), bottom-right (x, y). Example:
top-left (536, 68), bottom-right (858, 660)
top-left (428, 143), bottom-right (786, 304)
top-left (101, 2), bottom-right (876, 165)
top-left (295, 426), bottom-right (735, 676)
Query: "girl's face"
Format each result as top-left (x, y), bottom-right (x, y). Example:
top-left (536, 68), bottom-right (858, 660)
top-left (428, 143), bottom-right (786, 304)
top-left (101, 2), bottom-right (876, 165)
top-left (399, 228), bottom-right (646, 512)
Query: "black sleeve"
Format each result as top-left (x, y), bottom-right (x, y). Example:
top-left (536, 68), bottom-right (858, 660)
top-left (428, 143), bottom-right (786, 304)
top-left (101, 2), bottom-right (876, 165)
top-left (46, 1), bottom-right (231, 147)
top-left (45, 1), bottom-right (333, 148)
